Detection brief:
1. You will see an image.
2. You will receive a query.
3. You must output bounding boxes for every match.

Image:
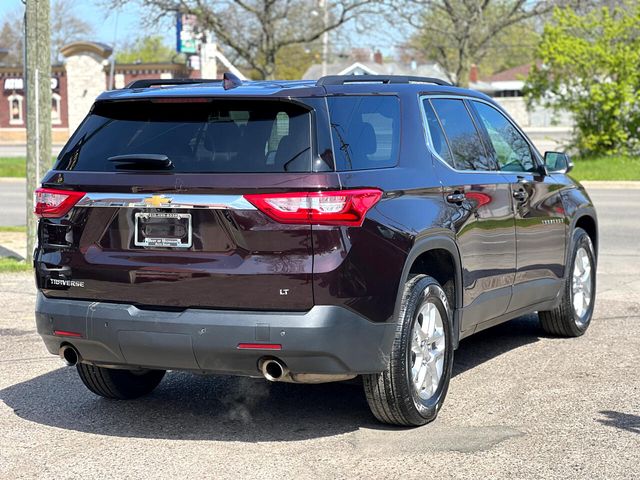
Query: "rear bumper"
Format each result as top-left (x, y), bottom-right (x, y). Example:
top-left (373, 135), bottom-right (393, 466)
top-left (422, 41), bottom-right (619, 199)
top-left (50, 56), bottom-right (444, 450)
top-left (35, 293), bottom-right (395, 376)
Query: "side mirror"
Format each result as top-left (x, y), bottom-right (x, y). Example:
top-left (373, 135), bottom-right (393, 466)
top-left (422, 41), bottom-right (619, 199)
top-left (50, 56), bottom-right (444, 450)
top-left (544, 151), bottom-right (574, 174)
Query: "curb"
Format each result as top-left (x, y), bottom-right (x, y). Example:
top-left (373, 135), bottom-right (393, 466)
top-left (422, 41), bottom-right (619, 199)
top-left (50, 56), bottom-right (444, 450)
top-left (580, 181), bottom-right (640, 189)
top-left (0, 177), bottom-right (26, 183)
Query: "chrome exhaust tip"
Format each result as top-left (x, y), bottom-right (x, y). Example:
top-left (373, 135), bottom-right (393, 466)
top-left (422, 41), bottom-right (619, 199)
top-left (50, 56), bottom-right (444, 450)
top-left (59, 345), bottom-right (80, 366)
top-left (260, 358), bottom-right (288, 382)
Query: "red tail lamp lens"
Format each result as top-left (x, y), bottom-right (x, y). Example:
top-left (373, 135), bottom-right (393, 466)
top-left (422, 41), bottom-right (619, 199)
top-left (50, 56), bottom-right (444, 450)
top-left (244, 189), bottom-right (382, 226)
top-left (34, 188), bottom-right (85, 218)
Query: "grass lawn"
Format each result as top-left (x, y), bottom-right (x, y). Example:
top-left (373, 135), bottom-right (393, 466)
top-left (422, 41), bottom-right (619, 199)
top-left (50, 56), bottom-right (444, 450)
top-left (0, 226), bottom-right (26, 232)
top-left (0, 257), bottom-right (31, 273)
top-left (0, 157), bottom-right (26, 177)
top-left (1, 155), bottom-right (638, 181)
top-left (0, 156), bottom-right (57, 177)
top-left (571, 156), bottom-right (640, 181)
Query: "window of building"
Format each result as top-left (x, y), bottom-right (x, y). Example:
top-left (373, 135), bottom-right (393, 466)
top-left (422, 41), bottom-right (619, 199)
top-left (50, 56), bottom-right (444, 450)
top-left (8, 94), bottom-right (23, 125)
top-left (51, 93), bottom-right (61, 125)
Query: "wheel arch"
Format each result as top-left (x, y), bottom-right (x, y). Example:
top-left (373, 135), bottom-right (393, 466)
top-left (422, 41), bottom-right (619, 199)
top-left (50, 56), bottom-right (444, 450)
top-left (573, 213), bottom-right (598, 257)
top-left (395, 234), bottom-right (463, 348)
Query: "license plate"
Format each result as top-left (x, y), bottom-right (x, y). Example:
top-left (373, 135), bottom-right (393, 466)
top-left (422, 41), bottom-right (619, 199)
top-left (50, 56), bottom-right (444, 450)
top-left (134, 212), bottom-right (192, 248)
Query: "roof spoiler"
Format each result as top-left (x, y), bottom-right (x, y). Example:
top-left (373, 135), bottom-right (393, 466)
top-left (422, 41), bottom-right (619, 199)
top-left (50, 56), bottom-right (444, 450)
top-left (124, 72), bottom-right (245, 90)
top-left (125, 78), bottom-right (222, 89)
top-left (316, 75), bottom-right (452, 86)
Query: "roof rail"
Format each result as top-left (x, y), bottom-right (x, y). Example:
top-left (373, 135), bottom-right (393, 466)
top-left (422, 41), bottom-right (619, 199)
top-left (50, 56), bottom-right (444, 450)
top-left (316, 75), bottom-right (452, 87)
top-left (125, 78), bottom-right (222, 89)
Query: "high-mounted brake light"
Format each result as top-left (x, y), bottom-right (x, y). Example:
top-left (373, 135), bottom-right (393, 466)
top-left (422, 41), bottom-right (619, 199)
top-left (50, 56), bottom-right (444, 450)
top-left (244, 189), bottom-right (382, 227)
top-left (34, 188), bottom-right (85, 218)
top-left (151, 97), bottom-right (211, 103)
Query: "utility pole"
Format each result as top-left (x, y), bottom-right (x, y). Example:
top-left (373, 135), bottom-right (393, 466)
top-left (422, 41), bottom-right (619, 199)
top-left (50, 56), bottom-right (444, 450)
top-left (320, 0), bottom-right (329, 77)
top-left (25, 0), bottom-right (51, 263)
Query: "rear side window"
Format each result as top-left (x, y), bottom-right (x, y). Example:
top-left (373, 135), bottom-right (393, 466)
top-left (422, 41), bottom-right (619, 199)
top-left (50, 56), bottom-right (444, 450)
top-left (56, 99), bottom-right (316, 173)
top-left (430, 98), bottom-right (494, 171)
top-left (328, 96), bottom-right (400, 171)
top-left (422, 100), bottom-right (455, 168)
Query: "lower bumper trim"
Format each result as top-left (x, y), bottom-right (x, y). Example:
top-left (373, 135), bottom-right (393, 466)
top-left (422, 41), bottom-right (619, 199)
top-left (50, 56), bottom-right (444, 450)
top-left (36, 293), bottom-right (395, 376)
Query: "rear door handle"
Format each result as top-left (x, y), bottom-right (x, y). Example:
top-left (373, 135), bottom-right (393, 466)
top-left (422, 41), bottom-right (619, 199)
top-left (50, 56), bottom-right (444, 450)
top-left (446, 193), bottom-right (466, 204)
top-left (513, 190), bottom-right (528, 201)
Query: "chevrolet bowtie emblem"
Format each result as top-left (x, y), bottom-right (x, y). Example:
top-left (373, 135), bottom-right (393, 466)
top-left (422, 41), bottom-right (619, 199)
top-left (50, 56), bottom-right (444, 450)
top-left (144, 195), bottom-right (171, 207)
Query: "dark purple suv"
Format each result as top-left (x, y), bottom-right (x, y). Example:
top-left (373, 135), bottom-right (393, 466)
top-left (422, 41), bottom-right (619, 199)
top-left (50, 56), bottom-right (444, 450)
top-left (34, 75), bottom-right (598, 426)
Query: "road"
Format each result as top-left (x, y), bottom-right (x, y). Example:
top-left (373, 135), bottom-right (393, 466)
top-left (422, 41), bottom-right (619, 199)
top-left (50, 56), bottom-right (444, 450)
top-left (0, 145), bottom-right (63, 158)
top-left (0, 187), bottom-right (638, 479)
top-left (0, 179), bottom-right (26, 227)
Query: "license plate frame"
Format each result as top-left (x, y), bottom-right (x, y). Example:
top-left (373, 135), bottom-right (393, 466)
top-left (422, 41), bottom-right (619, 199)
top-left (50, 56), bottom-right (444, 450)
top-left (134, 212), bottom-right (192, 248)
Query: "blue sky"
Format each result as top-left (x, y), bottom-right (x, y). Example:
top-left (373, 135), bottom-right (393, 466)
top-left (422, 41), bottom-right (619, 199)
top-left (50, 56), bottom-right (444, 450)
top-left (0, 0), bottom-right (400, 58)
top-left (0, 0), bottom-right (174, 51)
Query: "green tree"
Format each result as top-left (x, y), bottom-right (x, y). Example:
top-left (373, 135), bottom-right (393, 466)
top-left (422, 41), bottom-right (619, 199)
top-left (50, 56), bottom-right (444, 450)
top-left (273, 44), bottom-right (319, 80)
top-left (0, 0), bottom-right (92, 66)
top-left (401, 0), bottom-right (576, 86)
top-left (108, 0), bottom-right (380, 79)
top-left (525, 3), bottom-right (640, 155)
top-left (116, 36), bottom-right (177, 64)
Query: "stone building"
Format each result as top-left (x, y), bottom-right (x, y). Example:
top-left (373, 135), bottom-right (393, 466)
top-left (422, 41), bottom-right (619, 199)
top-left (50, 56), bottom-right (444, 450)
top-left (0, 41), bottom-right (196, 147)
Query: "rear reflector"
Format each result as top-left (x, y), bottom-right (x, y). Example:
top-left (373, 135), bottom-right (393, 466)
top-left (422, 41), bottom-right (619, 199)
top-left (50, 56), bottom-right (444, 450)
top-left (34, 187), bottom-right (85, 218)
top-left (54, 330), bottom-right (82, 338)
top-left (244, 189), bottom-right (382, 226)
top-left (237, 343), bottom-right (282, 350)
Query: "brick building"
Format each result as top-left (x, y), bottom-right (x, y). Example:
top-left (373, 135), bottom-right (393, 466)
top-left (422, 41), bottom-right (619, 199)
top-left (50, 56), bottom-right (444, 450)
top-left (0, 41), bottom-right (194, 147)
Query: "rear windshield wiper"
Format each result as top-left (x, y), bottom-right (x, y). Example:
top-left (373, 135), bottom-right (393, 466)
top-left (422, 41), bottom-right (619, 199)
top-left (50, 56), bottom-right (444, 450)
top-left (108, 154), bottom-right (173, 169)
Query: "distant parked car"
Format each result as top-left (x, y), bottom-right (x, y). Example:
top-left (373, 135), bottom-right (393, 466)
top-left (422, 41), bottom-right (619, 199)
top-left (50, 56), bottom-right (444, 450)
top-left (34, 74), bottom-right (597, 426)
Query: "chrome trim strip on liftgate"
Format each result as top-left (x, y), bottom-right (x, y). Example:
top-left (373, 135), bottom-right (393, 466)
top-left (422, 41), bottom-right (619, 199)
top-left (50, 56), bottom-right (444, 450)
top-left (75, 193), bottom-right (256, 210)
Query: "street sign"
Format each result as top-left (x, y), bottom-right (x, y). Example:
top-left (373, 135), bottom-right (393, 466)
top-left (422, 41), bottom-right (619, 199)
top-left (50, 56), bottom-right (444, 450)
top-left (176, 13), bottom-right (199, 54)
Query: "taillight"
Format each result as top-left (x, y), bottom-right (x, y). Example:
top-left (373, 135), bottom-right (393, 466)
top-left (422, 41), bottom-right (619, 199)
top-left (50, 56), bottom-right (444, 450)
top-left (34, 187), bottom-right (85, 218)
top-left (244, 189), bottom-right (382, 226)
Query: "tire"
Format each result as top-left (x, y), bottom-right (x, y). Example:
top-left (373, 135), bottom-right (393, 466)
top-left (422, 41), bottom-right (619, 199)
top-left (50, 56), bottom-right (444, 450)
top-left (363, 275), bottom-right (454, 426)
top-left (539, 227), bottom-right (596, 337)
top-left (76, 363), bottom-right (165, 399)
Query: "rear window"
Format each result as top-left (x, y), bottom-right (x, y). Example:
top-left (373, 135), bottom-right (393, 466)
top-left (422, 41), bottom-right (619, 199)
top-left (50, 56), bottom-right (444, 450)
top-left (56, 99), bottom-right (317, 173)
top-left (327, 96), bottom-right (400, 171)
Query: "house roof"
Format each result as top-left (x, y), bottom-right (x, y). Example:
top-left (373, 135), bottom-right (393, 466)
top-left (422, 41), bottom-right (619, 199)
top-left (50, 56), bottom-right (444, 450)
top-left (485, 63), bottom-right (534, 83)
top-left (303, 60), bottom-right (448, 81)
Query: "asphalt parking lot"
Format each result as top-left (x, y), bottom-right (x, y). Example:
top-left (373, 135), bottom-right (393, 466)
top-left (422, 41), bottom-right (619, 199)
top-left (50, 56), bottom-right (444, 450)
top-left (0, 187), bottom-right (638, 479)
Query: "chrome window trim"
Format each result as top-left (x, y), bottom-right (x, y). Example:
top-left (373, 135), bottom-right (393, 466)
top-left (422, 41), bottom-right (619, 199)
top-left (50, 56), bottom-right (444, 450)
top-left (75, 193), bottom-right (256, 210)
top-left (418, 93), bottom-right (542, 176)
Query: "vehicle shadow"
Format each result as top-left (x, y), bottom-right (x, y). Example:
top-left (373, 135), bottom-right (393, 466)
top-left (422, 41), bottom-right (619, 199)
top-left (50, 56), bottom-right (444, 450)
top-left (597, 410), bottom-right (640, 435)
top-left (453, 313), bottom-right (541, 377)
top-left (0, 314), bottom-right (542, 442)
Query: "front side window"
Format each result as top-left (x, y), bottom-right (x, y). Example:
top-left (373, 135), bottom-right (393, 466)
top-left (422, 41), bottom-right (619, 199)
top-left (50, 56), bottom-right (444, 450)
top-left (473, 101), bottom-right (536, 173)
top-left (430, 98), bottom-right (493, 171)
top-left (56, 99), bottom-right (315, 173)
top-left (328, 96), bottom-right (400, 171)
